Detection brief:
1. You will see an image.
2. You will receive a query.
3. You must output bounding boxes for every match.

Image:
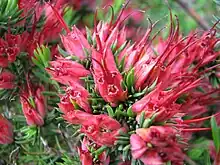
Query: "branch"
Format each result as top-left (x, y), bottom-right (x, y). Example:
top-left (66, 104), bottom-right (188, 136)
top-left (174, 0), bottom-right (210, 30)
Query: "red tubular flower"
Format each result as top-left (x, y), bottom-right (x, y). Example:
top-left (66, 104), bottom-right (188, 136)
top-left (62, 110), bottom-right (92, 125)
top-left (0, 114), bottom-right (13, 144)
top-left (35, 85), bottom-right (47, 118)
top-left (20, 98), bottom-right (44, 126)
top-left (0, 71), bottom-right (16, 89)
top-left (58, 98), bottom-right (75, 115)
top-left (136, 126), bottom-right (178, 147)
top-left (130, 126), bottom-right (185, 165)
top-left (50, 4), bottom-right (220, 164)
top-left (140, 151), bottom-right (164, 165)
top-left (59, 82), bottom-right (91, 113)
top-left (80, 114), bottom-right (123, 146)
top-left (130, 134), bottom-right (148, 159)
top-left (60, 26), bottom-right (90, 59)
top-left (65, 83), bottom-right (91, 113)
top-left (130, 134), bottom-right (163, 165)
top-left (0, 33), bottom-right (21, 67)
top-left (64, 109), bottom-right (123, 146)
top-left (78, 137), bottom-right (110, 165)
top-left (20, 85), bottom-right (46, 126)
top-left (77, 137), bottom-right (93, 165)
top-left (46, 59), bottom-right (90, 85)
top-left (63, 109), bottom-right (124, 146)
top-left (92, 48), bottom-right (127, 106)
top-left (19, 0), bottom-right (71, 57)
top-left (132, 78), bottom-right (201, 122)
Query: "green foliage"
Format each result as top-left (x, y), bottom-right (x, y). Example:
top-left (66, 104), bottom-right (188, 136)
top-left (33, 45), bottom-right (51, 70)
top-left (125, 68), bottom-right (135, 92)
top-left (56, 154), bottom-right (80, 165)
top-left (211, 116), bottom-right (220, 152)
top-left (32, 45), bottom-right (60, 90)
top-left (63, 7), bottom-right (81, 27)
top-left (0, 1), bottom-right (219, 164)
top-left (0, 0), bottom-right (23, 34)
top-left (187, 138), bottom-right (210, 164)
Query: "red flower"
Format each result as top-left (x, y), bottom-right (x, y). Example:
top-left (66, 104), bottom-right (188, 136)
top-left (63, 109), bottom-right (123, 146)
top-left (64, 83), bottom-right (91, 113)
top-left (77, 137), bottom-right (110, 165)
top-left (47, 59), bottom-right (90, 85)
top-left (81, 114), bottom-right (123, 146)
top-left (132, 79), bottom-right (201, 122)
top-left (20, 85), bottom-right (46, 126)
top-left (62, 110), bottom-right (92, 125)
top-left (130, 126), bottom-right (185, 165)
top-left (130, 134), bottom-right (148, 159)
top-left (0, 33), bottom-right (21, 67)
top-left (35, 85), bottom-right (47, 117)
top-left (77, 137), bottom-right (93, 165)
top-left (136, 126), bottom-right (178, 147)
top-left (0, 71), bottom-right (16, 89)
top-left (92, 48), bottom-right (127, 106)
top-left (0, 114), bottom-right (13, 144)
top-left (60, 26), bottom-right (90, 59)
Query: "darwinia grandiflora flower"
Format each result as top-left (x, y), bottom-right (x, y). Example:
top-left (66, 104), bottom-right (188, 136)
top-left (45, 4), bottom-right (220, 165)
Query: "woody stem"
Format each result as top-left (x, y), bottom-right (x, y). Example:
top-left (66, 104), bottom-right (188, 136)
top-left (174, 0), bottom-right (209, 30)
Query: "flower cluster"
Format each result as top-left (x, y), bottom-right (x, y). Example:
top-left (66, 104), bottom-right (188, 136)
top-left (45, 5), bottom-right (220, 165)
top-left (0, 0), bottom-right (219, 164)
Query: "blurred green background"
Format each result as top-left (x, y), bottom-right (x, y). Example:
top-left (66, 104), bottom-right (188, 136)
top-left (67, 0), bottom-right (219, 36)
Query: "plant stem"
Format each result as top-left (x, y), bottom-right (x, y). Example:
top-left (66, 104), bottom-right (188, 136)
top-left (174, 0), bottom-right (209, 30)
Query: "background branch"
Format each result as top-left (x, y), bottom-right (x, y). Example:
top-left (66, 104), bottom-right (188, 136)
top-left (174, 0), bottom-right (210, 30)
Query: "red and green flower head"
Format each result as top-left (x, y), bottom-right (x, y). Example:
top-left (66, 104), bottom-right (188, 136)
top-left (42, 2), bottom-right (220, 164)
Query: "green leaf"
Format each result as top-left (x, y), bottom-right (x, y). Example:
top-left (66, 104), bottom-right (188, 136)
top-left (143, 118), bottom-right (151, 128)
top-left (42, 91), bottom-right (59, 97)
top-left (118, 55), bottom-right (126, 72)
top-left (126, 68), bottom-right (135, 92)
top-left (211, 116), bottom-right (220, 151)
top-left (32, 69), bottom-right (51, 84)
top-left (166, 161), bottom-right (171, 165)
top-left (127, 106), bottom-right (135, 117)
top-left (93, 146), bottom-right (108, 156)
top-left (33, 45), bottom-right (51, 68)
top-left (111, 39), bottom-right (118, 53)
top-left (0, 0), bottom-right (23, 34)
top-left (120, 80), bottom-right (127, 91)
top-left (106, 104), bottom-right (115, 117)
top-left (86, 26), bottom-right (93, 45)
top-left (32, 56), bottom-right (45, 71)
top-left (113, 0), bottom-right (125, 13)
top-left (187, 148), bottom-right (205, 160)
top-left (139, 111), bottom-right (145, 128)
top-left (132, 86), bottom-right (148, 98)
top-left (204, 150), bottom-right (211, 165)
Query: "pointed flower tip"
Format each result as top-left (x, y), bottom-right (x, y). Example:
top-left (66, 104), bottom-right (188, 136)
top-left (48, 3), bottom-right (70, 33)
